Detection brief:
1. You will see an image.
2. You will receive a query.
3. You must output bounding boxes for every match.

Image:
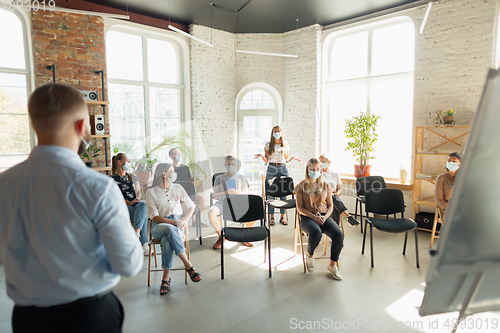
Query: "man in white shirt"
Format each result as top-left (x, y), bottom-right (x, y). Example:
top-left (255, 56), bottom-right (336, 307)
top-left (0, 83), bottom-right (143, 332)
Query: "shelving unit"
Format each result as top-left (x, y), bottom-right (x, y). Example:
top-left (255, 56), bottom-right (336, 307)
top-left (412, 126), bottom-right (469, 226)
top-left (87, 70), bottom-right (110, 174)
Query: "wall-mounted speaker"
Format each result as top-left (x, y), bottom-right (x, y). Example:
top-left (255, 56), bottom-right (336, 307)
top-left (90, 115), bottom-right (105, 135)
top-left (80, 90), bottom-right (98, 101)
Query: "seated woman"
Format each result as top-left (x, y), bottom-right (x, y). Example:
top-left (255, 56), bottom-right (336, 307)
top-left (295, 158), bottom-right (344, 280)
top-left (146, 163), bottom-right (201, 295)
top-left (319, 153), bottom-right (360, 227)
top-left (435, 152), bottom-right (462, 214)
top-left (111, 153), bottom-right (149, 255)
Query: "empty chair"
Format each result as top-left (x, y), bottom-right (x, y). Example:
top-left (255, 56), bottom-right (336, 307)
top-left (361, 188), bottom-right (419, 268)
top-left (264, 176), bottom-right (296, 226)
top-left (355, 176), bottom-right (386, 233)
top-left (220, 194), bottom-right (271, 279)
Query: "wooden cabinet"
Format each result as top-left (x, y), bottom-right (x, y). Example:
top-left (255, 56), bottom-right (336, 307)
top-left (412, 127), bottom-right (469, 226)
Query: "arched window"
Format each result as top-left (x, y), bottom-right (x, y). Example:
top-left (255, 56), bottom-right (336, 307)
top-left (236, 84), bottom-right (281, 187)
top-left (0, 9), bottom-right (32, 173)
top-left (106, 27), bottom-right (184, 163)
top-left (323, 17), bottom-right (415, 179)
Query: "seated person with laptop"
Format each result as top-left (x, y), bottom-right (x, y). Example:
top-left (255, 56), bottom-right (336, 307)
top-left (169, 147), bottom-right (208, 228)
top-left (208, 155), bottom-right (255, 249)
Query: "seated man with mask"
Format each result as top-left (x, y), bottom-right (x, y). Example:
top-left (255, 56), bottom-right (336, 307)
top-left (169, 148), bottom-right (208, 228)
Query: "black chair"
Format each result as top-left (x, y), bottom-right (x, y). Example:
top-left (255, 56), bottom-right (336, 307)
top-left (176, 181), bottom-right (203, 245)
top-left (264, 176), bottom-right (296, 225)
top-left (221, 194), bottom-right (271, 279)
top-left (210, 172), bottom-right (226, 206)
top-left (361, 188), bottom-right (419, 268)
top-left (355, 176), bottom-right (386, 233)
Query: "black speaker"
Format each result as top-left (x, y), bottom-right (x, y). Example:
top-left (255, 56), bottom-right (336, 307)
top-left (415, 212), bottom-right (440, 232)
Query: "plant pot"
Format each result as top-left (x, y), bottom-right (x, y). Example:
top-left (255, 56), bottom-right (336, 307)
top-left (354, 165), bottom-right (371, 178)
top-left (443, 116), bottom-right (454, 124)
top-left (133, 170), bottom-right (151, 187)
top-left (85, 162), bottom-right (93, 168)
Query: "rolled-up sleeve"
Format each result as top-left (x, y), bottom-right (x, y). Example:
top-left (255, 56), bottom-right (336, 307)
top-left (146, 189), bottom-right (160, 219)
top-left (94, 181), bottom-right (143, 277)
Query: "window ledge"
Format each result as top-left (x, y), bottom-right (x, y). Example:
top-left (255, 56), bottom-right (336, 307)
top-left (339, 175), bottom-right (412, 191)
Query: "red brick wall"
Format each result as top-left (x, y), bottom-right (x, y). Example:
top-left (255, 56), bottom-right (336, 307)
top-left (32, 10), bottom-right (109, 168)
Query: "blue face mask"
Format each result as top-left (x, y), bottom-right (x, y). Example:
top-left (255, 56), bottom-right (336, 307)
top-left (321, 163), bottom-right (329, 169)
top-left (273, 132), bottom-right (282, 140)
top-left (446, 161), bottom-right (459, 172)
top-left (124, 162), bottom-right (131, 170)
top-left (226, 165), bottom-right (236, 173)
top-left (308, 170), bottom-right (321, 179)
top-left (174, 154), bottom-right (181, 162)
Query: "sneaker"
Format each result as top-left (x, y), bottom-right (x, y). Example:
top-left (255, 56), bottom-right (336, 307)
top-left (142, 243), bottom-right (151, 256)
top-left (327, 264), bottom-right (342, 280)
top-left (347, 215), bottom-right (361, 227)
top-left (213, 236), bottom-right (222, 249)
top-left (135, 230), bottom-right (141, 238)
top-left (306, 255), bottom-right (314, 272)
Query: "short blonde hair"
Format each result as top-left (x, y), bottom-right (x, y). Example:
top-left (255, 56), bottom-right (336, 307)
top-left (224, 155), bottom-right (236, 162)
top-left (319, 153), bottom-right (331, 163)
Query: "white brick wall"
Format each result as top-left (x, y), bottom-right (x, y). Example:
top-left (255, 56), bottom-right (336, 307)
top-left (189, 0), bottom-right (498, 211)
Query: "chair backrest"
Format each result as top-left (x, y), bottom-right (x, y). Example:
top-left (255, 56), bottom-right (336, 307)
top-left (356, 176), bottom-right (386, 196)
top-left (265, 176), bottom-right (295, 198)
top-left (365, 188), bottom-right (405, 216)
top-left (212, 172), bottom-right (225, 187)
top-left (222, 194), bottom-right (265, 223)
top-left (175, 181), bottom-right (196, 202)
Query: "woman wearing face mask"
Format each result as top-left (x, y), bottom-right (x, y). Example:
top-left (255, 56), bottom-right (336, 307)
top-left (294, 158), bottom-right (344, 280)
top-left (145, 163), bottom-right (201, 295)
top-left (111, 153), bottom-right (149, 255)
top-left (318, 153), bottom-right (360, 227)
top-left (435, 152), bottom-right (462, 213)
top-left (254, 126), bottom-right (301, 226)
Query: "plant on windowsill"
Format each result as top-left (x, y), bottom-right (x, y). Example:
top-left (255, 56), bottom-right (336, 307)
top-left (81, 144), bottom-right (101, 168)
top-left (344, 112), bottom-right (381, 178)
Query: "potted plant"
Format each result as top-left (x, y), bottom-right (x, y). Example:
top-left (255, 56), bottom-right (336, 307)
top-left (441, 108), bottom-right (455, 125)
top-left (81, 144), bottom-right (101, 168)
top-left (344, 112), bottom-right (381, 178)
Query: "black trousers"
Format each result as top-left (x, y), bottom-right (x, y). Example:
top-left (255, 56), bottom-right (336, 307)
top-left (331, 195), bottom-right (348, 225)
top-left (12, 291), bottom-right (124, 333)
top-left (300, 214), bottom-right (344, 261)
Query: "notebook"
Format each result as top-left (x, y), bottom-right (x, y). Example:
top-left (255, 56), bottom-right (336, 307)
top-left (225, 178), bottom-right (236, 190)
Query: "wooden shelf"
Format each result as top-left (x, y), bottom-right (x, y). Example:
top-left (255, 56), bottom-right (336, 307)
top-left (90, 135), bottom-right (111, 139)
top-left (92, 166), bottom-right (111, 172)
top-left (86, 100), bottom-right (109, 106)
top-left (416, 151), bottom-right (450, 155)
top-left (415, 173), bottom-right (438, 180)
top-left (415, 200), bottom-right (436, 207)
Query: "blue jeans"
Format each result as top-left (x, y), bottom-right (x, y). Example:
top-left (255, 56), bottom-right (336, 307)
top-left (127, 200), bottom-right (148, 244)
top-left (266, 164), bottom-right (289, 215)
top-left (151, 214), bottom-right (185, 270)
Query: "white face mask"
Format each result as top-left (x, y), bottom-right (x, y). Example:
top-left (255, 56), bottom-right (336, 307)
top-left (308, 170), bottom-right (321, 179)
top-left (226, 164), bottom-right (236, 173)
top-left (124, 162), bottom-right (131, 170)
top-left (321, 163), bottom-right (329, 169)
top-left (446, 161), bottom-right (459, 172)
top-left (168, 172), bottom-right (177, 183)
top-left (174, 154), bottom-right (181, 162)
top-left (273, 132), bottom-right (282, 140)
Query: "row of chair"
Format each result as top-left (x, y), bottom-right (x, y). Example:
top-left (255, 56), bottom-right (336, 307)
top-left (147, 174), bottom-right (421, 286)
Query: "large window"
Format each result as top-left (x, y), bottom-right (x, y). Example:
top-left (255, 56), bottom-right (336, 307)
top-left (106, 29), bottom-right (183, 162)
top-left (0, 9), bottom-right (31, 173)
top-left (324, 17), bottom-right (415, 179)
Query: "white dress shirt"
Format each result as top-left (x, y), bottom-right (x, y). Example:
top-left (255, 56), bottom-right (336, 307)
top-left (0, 145), bottom-right (144, 306)
top-left (145, 184), bottom-right (195, 219)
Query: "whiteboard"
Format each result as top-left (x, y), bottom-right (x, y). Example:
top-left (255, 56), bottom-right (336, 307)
top-left (420, 68), bottom-right (500, 317)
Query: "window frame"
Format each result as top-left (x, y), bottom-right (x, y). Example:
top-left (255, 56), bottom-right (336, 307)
top-left (322, 15), bottom-right (415, 180)
top-left (104, 20), bottom-right (191, 158)
top-left (0, 8), bottom-right (35, 170)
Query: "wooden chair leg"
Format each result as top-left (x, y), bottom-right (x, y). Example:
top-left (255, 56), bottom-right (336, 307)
top-left (299, 225), bottom-right (306, 273)
top-left (148, 243), bottom-right (152, 286)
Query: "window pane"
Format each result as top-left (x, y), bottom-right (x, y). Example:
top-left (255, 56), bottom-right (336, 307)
top-left (242, 115), bottom-right (272, 187)
top-left (327, 79), bottom-right (368, 175)
top-left (0, 10), bottom-right (25, 70)
top-left (106, 31), bottom-right (144, 81)
top-left (0, 73), bottom-right (29, 172)
top-left (369, 73), bottom-right (413, 178)
top-left (108, 83), bottom-right (146, 160)
top-left (149, 87), bottom-right (181, 161)
top-left (147, 38), bottom-right (178, 84)
top-left (371, 22), bottom-right (415, 76)
top-left (330, 32), bottom-right (368, 81)
top-left (239, 89), bottom-right (275, 109)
